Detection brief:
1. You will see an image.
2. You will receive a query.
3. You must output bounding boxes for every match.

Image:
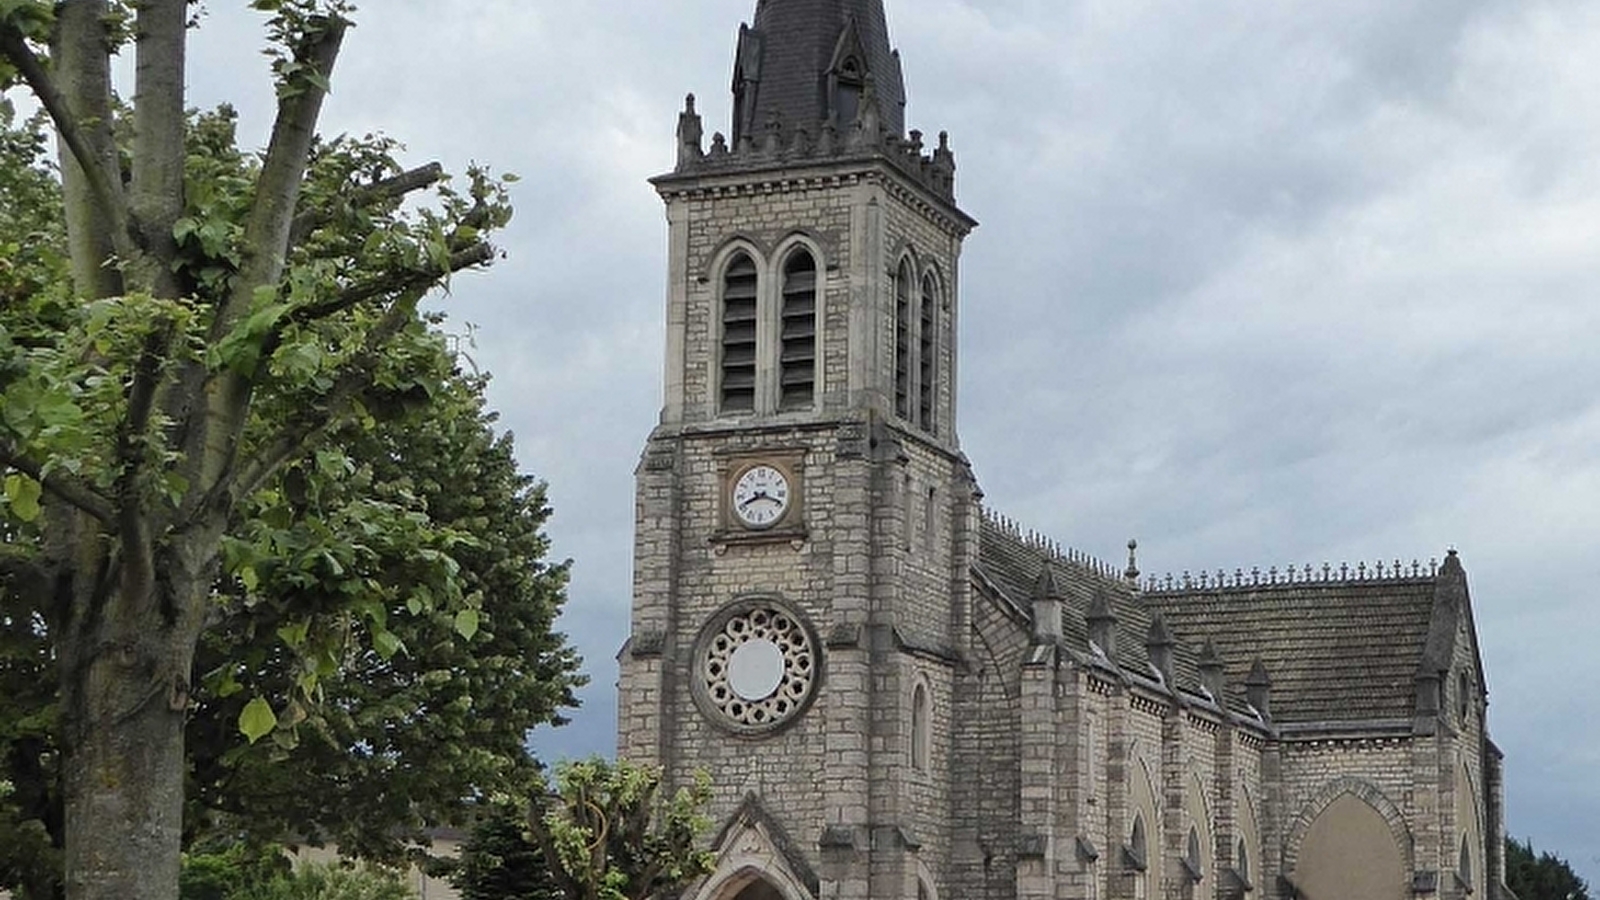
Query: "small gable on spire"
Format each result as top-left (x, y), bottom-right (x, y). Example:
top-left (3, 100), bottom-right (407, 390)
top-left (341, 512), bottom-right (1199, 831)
top-left (827, 15), bottom-right (871, 128)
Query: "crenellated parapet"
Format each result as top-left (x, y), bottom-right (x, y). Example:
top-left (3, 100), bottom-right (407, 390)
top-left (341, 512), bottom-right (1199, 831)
top-left (671, 91), bottom-right (959, 203)
top-left (979, 506), bottom-right (1123, 581)
top-left (1144, 557), bottom-right (1445, 593)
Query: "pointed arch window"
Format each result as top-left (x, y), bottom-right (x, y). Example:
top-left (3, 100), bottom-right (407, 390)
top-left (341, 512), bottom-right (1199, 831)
top-left (918, 272), bottom-right (939, 432)
top-left (720, 252), bottom-right (759, 412)
top-left (832, 55), bottom-right (865, 128)
top-left (1126, 814), bottom-right (1148, 871)
top-left (894, 260), bottom-right (913, 419)
top-left (1182, 827), bottom-right (1204, 883)
top-left (1126, 814), bottom-right (1150, 900)
top-left (1235, 838), bottom-right (1251, 887)
top-left (1458, 835), bottom-right (1474, 892)
top-left (779, 250), bottom-right (818, 411)
top-left (910, 682), bottom-right (930, 771)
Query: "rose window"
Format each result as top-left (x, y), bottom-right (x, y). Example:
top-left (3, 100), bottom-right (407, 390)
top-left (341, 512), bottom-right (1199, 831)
top-left (701, 604), bottom-right (815, 730)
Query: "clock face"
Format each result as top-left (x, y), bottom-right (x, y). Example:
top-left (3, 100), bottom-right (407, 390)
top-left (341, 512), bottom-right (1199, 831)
top-left (731, 464), bottom-right (791, 528)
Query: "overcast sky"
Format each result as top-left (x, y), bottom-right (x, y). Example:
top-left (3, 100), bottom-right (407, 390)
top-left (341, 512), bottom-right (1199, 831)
top-left (71, 0), bottom-right (1600, 882)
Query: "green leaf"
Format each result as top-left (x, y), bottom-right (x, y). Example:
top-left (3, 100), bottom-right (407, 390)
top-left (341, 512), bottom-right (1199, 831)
top-left (453, 609), bottom-right (480, 641)
top-left (276, 620), bottom-right (309, 650)
top-left (372, 628), bottom-right (403, 660)
top-left (4, 473), bottom-right (42, 522)
top-left (215, 671), bottom-right (244, 699)
top-left (239, 697), bottom-right (277, 744)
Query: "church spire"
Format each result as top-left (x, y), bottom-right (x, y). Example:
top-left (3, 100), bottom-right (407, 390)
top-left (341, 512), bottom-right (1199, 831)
top-left (664, 0), bottom-right (962, 205)
top-left (732, 0), bottom-right (907, 147)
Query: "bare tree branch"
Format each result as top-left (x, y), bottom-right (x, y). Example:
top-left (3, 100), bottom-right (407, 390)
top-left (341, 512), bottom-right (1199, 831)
top-left (217, 18), bottom-right (348, 335)
top-left (0, 439), bottom-right (116, 524)
top-left (114, 322), bottom-right (175, 542)
top-left (292, 242), bottom-right (495, 325)
top-left (0, 20), bottom-right (135, 267)
top-left (225, 283), bottom-right (430, 506)
top-left (181, 17), bottom-right (347, 511)
top-left (127, 0), bottom-right (190, 298)
top-left (288, 161), bottom-right (446, 247)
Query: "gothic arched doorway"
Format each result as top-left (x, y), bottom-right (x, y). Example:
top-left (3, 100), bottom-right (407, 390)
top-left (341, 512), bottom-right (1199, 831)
top-left (727, 881), bottom-right (784, 900)
top-left (1293, 792), bottom-right (1407, 900)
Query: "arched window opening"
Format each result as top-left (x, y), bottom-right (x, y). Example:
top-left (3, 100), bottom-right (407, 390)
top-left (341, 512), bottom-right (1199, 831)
top-left (1458, 670), bottom-right (1471, 724)
top-left (902, 473), bottom-right (915, 550)
top-left (721, 253), bottom-right (759, 412)
top-left (779, 251), bottom-right (818, 411)
top-left (918, 273), bottom-right (938, 432)
top-left (833, 56), bottom-right (864, 127)
top-left (1127, 814), bottom-right (1149, 900)
top-left (911, 682), bottom-right (930, 771)
top-left (1084, 714), bottom-right (1098, 804)
top-left (1458, 834), bottom-right (1474, 891)
top-left (916, 879), bottom-right (930, 900)
top-left (1236, 838), bottom-right (1251, 886)
top-left (894, 261), bottom-right (913, 419)
top-left (1126, 814), bottom-right (1148, 870)
top-left (1183, 827), bottom-right (1204, 883)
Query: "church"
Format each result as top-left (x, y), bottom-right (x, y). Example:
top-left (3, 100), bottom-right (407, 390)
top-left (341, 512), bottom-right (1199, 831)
top-left (616, 2), bottom-right (1508, 898)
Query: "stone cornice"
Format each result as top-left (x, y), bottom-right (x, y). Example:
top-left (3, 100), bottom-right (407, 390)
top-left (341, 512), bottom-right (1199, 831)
top-left (653, 155), bottom-right (977, 238)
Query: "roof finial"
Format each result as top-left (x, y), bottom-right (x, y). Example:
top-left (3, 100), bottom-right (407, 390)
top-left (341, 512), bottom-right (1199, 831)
top-left (1124, 538), bottom-right (1140, 584)
top-left (676, 93), bottom-right (704, 170)
top-left (850, 71), bottom-right (882, 150)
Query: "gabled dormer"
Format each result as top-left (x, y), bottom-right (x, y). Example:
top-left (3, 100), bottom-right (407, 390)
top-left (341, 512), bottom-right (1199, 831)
top-left (826, 16), bottom-right (870, 130)
top-left (726, 0), bottom-right (907, 151)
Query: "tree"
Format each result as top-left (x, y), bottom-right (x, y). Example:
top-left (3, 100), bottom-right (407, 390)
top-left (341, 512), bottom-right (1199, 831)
top-left (449, 759), bottom-right (716, 900)
top-left (527, 758), bottom-right (715, 900)
top-left (180, 844), bottom-right (416, 900)
top-left (180, 847), bottom-right (415, 900)
top-left (0, 100), bottom-right (583, 897)
top-left (451, 806), bottom-right (560, 900)
top-left (0, 104), bottom-right (583, 895)
top-left (184, 366), bottom-right (583, 859)
top-left (178, 841), bottom-right (292, 900)
top-left (0, 3), bottom-right (558, 898)
top-left (1507, 837), bottom-right (1593, 900)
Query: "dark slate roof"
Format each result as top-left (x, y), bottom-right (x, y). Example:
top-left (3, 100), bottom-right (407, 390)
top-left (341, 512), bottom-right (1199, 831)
top-left (733, 0), bottom-right (907, 144)
top-left (1144, 573), bottom-right (1440, 724)
top-left (974, 514), bottom-right (1202, 695)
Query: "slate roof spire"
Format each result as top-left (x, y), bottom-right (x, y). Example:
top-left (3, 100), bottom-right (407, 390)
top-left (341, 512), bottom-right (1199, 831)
top-left (731, 0), bottom-right (907, 147)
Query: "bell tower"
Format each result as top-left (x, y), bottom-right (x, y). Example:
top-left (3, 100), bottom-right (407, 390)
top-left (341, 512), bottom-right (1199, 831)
top-left (619, 2), bottom-right (977, 897)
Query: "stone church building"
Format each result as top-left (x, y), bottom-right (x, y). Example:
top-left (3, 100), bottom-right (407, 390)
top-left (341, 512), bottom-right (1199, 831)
top-left (616, 2), bottom-right (1509, 898)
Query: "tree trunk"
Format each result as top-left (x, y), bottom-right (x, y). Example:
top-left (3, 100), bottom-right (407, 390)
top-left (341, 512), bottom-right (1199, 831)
top-left (57, 561), bottom-right (204, 900)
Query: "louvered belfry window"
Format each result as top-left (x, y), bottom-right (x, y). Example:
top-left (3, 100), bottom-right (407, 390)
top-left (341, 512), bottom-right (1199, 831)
top-left (720, 253), bottom-right (759, 412)
top-left (780, 251), bottom-right (818, 410)
top-left (918, 273), bottom-right (938, 432)
top-left (894, 261), bottom-right (913, 419)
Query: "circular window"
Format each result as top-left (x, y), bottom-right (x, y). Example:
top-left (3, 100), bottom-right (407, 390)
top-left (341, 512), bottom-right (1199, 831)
top-left (698, 601), bottom-right (818, 734)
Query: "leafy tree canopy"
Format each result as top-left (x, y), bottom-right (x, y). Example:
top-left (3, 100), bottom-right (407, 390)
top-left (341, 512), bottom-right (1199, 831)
top-left (0, 2), bottom-right (579, 898)
top-left (1507, 837), bottom-right (1593, 900)
top-left (451, 759), bottom-right (716, 900)
top-left (180, 843), bottom-right (415, 900)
